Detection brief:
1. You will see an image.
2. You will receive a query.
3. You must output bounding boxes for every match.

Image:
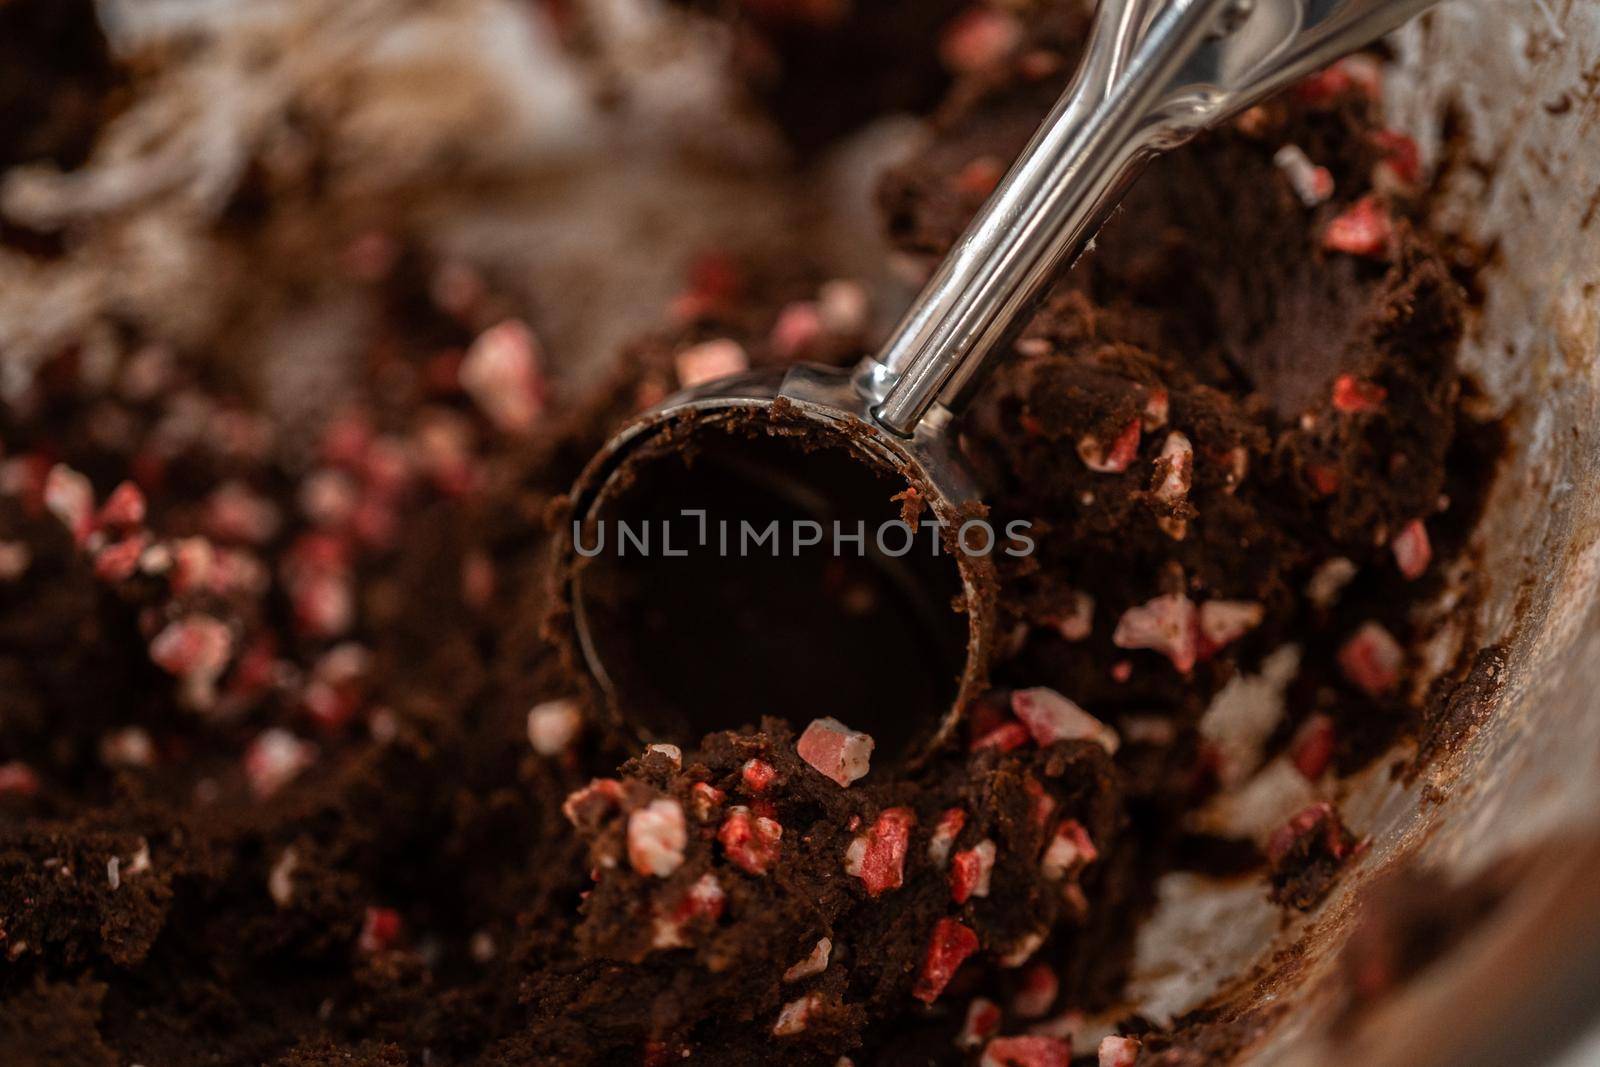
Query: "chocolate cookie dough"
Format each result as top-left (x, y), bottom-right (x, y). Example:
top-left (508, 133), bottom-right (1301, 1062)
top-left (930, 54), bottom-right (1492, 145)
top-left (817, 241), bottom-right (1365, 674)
top-left (0, 1), bottom-right (1502, 1065)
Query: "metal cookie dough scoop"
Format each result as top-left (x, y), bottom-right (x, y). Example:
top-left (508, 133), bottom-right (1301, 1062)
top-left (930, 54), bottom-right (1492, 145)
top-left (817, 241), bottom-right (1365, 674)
top-left (552, 0), bottom-right (1446, 756)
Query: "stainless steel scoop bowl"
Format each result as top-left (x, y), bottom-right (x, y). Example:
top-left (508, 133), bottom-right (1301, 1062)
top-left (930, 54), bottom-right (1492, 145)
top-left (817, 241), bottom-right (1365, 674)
top-left (552, 0), bottom-right (1448, 751)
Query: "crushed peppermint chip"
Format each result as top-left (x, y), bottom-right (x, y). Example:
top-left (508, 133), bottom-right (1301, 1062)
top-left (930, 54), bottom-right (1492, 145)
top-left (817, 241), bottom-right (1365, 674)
top-left (204, 480), bottom-right (282, 544)
top-left (527, 699), bottom-right (583, 756)
top-left (1391, 519), bottom-right (1432, 579)
top-left (913, 917), bottom-right (980, 1003)
top-left (740, 758), bottom-right (776, 792)
top-left (1113, 593), bottom-right (1199, 673)
top-left (939, 6), bottom-right (1023, 73)
top-left (1048, 590), bottom-right (1095, 641)
top-left (844, 807), bottom-right (916, 895)
top-left (627, 799), bottom-right (688, 877)
top-left (97, 481), bottom-right (147, 528)
top-left (100, 727), bottom-right (156, 768)
top-left (358, 906), bottom-right (402, 954)
top-left (461, 319), bottom-right (546, 434)
top-left (770, 303), bottom-right (824, 359)
top-left (646, 743), bottom-right (683, 768)
top-left (1371, 128), bottom-right (1422, 187)
top-left (652, 873), bottom-right (726, 949)
top-left (675, 338), bottom-right (749, 387)
top-left (1076, 419), bottom-right (1141, 474)
top-left (718, 807), bottom-right (782, 875)
top-left (1012, 963), bottom-right (1058, 1019)
top-left (1306, 557), bottom-right (1358, 608)
top-left (269, 847), bottom-right (299, 907)
top-left (1332, 374), bottom-right (1387, 413)
top-left (773, 993), bottom-right (822, 1036)
top-left (928, 807), bottom-right (967, 867)
top-left (94, 534), bottom-right (150, 582)
top-left (1338, 621), bottom-right (1403, 697)
top-left (1099, 1035), bottom-right (1142, 1067)
top-left (783, 937), bottom-right (832, 982)
top-left (971, 719), bottom-right (1031, 752)
top-left (999, 930), bottom-right (1046, 968)
top-left (1323, 196), bottom-right (1393, 258)
top-left (1197, 600), bottom-right (1265, 653)
top-left (796, 716), bottom-right (875, 787)
top-left (243, 729), bottom-right (318, 798)
top-left (817, 280), bottom-right (869, 334)
top-left (1266, 801), bottom-right (1353, 865)
top-left (44, 464), bottom-right (95, 545)
top-left (150, 615), bottom-right (235, 709)
top-left (1041, 820), bottom-right (1098, 881)
top-left (958, 997), bottom-right (1003, 1049)
top-left (1273, 144), bottom-right (1334, 206)
top-left (0, 540), bottom-right (31, 581)
top-left (950, 839), bottom-right (996, 903)
top-left (1152, 432), bottom-right (1193, 503)
top-left (689, 782), bottom-right (726, 821)
top-left (981, 1035), bottom-right (1071, 1067)
top-left (1011, 688), bottom-right (1119, 753)
top-left (1290, 714), bottom-right (1338, 780)
top-left (1142, 387), bottom-right (1169, 431)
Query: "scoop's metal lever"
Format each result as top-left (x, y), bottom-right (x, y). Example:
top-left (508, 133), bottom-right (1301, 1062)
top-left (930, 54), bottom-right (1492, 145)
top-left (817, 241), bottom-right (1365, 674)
top-left (867, 0), bottom-right (1444, 437)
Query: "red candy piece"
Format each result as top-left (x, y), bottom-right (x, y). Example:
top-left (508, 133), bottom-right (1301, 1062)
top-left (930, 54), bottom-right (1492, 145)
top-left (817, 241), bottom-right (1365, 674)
top-left (844, 807), bottom-right (916, 895)
top-left (1322, 196), bottom-right (1393, 258)
top-left (718, 808), bottom-right (782, 875)
top-left (358, 906), bottom-right (402, 953)
top-left (1332, 374), bottom-right (1387, 413)
top-left (913, 918), bottom-right (979, 1003)
top-left (1391, 519), bottom-right (1432, 580)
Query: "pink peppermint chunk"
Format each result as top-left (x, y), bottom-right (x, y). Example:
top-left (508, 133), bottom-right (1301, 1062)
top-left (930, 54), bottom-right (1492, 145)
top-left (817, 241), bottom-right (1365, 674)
top-left (1099, 1036), bottom-right (1141, 1067)
top-left (797, 717), bottom-right (875, 787)
top-left (1076, 419), bottom-right (1141, 474)
top-left (773, 993), bottom-right (822, 1036)
top-left (1323, 196), bottom-right (1393, 258)
top-left (958, 998), bottom-right (1002, 1049)
top-left (1391, 519), bottom-right (1432, 580)
top-left (627, 798), bottom-right (688, 877)
top-left (1041, 819), bottom-right (1098, 880)
top-left (243, 728), bottom-right (317, 798)
top-left (913, 917), bottom-right (979, 1003)
top-left (44, 464), bottom-right (95, 545)
top-left (1338, 621), bottom-right (1403, 697)
top-left (927, 807), bottom-right (967, 867)
top-left (950, 839), bottom-right (996, 903)
top-left (675, 338), bottom-right (749, 387)
top-left (783, 937), bottom-right (832, 982)
top-left (461, 319), bottom-right (546, 434)
top-left (719, 807), bottom-right (782, 875)
top-left (844, 807), bottom-right (916, 895)
top-left (527, 698), bottom-right (582, 756)
top-left (1112, 593), bottom-right (1199, 673)
top-left (1197, 600), bottom-right (1265, 652)
top-left (1011, 688), bottom-right (1119, 754)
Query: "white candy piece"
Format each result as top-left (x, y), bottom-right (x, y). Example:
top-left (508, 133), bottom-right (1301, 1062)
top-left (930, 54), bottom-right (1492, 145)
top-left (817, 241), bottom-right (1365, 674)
top-left (627, 799), bottom-right (688, 878)
top-left (527, 699), bottom-right (582, 756)
top-left (796, 717), bottom-right (875, 787)
top-left (1011, 688), bottom-right (1119, 754)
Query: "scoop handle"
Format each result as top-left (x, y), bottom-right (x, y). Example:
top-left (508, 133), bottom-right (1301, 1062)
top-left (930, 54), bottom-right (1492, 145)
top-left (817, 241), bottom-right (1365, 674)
top-left (866, 0), bottom-right (1444, 437)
